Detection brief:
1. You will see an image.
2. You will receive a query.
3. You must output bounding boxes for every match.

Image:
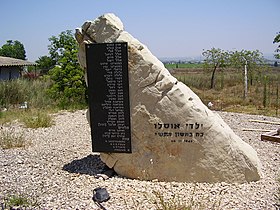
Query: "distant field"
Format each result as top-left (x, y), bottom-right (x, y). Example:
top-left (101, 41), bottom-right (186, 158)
top-left (170, 66), bottom-right (280, 117)
top-left (164, 63), bottom-right (203, 69)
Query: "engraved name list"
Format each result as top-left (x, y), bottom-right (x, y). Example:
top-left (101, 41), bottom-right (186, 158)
top-left (86, 42), bottom-right (132, 153)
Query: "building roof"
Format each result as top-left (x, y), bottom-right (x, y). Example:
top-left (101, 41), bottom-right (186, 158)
top-left (0, 56), bottom-right (36, 67)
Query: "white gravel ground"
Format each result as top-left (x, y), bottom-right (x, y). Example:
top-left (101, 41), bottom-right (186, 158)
top-left (0, 110), bottom-right (279, 209)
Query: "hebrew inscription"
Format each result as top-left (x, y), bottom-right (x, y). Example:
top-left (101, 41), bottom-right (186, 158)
top-left (86, 42), bottom-right (132, 153)
top-left (154, 122), bottom-right (204, 143)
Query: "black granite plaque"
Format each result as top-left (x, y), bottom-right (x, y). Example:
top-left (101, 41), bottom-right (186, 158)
top-left (86, 42), bottom-right (132, 153)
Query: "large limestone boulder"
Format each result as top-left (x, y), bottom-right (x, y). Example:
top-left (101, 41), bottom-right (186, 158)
top-left (76, 13), bottom-right (262, 183)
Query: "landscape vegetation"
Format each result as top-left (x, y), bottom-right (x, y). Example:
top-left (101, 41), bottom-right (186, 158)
top-left (0, 30), bottom-right (279, 209)
top-left (0, 30), bottom-right (279, 123)
top-left (169, 57), bottom-right (280, 117)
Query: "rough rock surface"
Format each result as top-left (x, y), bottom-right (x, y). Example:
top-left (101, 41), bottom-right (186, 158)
top-left (75, 13), bottom-right (262, 182)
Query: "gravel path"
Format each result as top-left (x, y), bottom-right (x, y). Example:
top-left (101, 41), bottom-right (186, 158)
top-left (0, 110), bottom-right (279, 209)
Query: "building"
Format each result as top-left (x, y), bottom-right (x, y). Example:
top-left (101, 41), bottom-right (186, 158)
top-left (0, 56), bottom-right (36, 80)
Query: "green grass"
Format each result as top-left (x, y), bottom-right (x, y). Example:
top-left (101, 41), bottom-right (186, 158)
top-left (0, 110), bottom-right (53, 150)
top-left (0, 110), bottom-right (23, 125)
top-left (0, 109), bottom-right (54, 128)
top-left (2, 194), bottom-right (39, 209)
top-left (0, 78), bottom-right (87, 127)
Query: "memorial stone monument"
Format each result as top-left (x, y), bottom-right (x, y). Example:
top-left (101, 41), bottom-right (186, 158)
top-left (75, 13), bottom-right (262, 183)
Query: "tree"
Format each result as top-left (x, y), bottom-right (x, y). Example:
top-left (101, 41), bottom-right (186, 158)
top-left (273, 32), bottom-right (280, 59)
top-left (47, 30), bottom-right (87, 107)
top-left (36, 55), bottom-right (56, 74)
top-left (202, 48), bottom-right (229, 89)
top-left (48, 30), bottom-right (78, 64)
top-left (35, 30), bottom-right (76, 75)
top-left (229, 49), bottom-right (264, 98)
top-left (0, 40), bottom-right (26, 60)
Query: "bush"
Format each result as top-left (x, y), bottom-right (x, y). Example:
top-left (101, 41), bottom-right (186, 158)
top-left (21, 111), bottom-right (53, 128)
top-left (0, 80), bottom-right (25, 107)
top-left (22, 72), bottom-right (40, 80)
top-left (0, 79), bottom-right (54, 110)
top-left (47, 65), bottom-right (87, 107)
top-left (46, 30), bottom-right (88, 108)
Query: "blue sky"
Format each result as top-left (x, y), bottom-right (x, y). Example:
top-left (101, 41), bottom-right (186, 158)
top-left (0, 0), bottom-right (279, 61)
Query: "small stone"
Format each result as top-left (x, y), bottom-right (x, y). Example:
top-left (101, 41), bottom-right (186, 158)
top-left (17, 160), bottom-right (24, 164)
top-left (93, 187), bottom-right (110, 203)
top-left (95, 174), bottom-right (109, 180)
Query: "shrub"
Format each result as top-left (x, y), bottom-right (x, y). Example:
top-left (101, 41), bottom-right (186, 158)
top-left (0, 79), bottom-right (53, 110)
top-left (21, 111), bottom-right (53, 128)
top-left (152, 190), bottom-right (194, 210)
top-left (22, 72), bottom-right (40, 80)
top-left (0, 80), bottom-right (25, 108)
top-left (47, 30), bottom-right (87, 108)
top-left (47, 65), bottom-right (87, 108)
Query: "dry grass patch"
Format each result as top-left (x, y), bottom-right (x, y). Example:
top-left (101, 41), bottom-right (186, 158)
top-left (0, 126), bottom-right (28, 149)
top-left (1, 193), bottom-right (40, 209)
